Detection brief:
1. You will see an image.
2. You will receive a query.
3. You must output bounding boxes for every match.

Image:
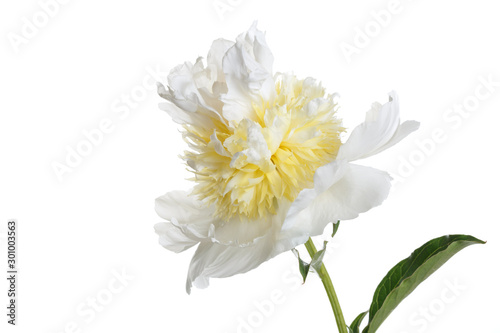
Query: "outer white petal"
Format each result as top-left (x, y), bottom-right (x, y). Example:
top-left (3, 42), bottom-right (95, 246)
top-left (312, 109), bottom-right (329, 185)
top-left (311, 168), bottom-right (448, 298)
top-left (211, 200), bottom-right (290, 247)
top-left (368, 119), bottom-right (420, 156)
top-left (186, 233), bottom-right (274, 294)
top-left (285, 160), bottom-right (348, 221)
top-left (337, 91), bottom-right (419, 161)
top-left (310, 164), bottom-right (392, 222)
top-left (155, 191), bottom-right (214, 229)
top-left (221, 22), bottom-right (275, 124)
top-left (154, 191), bottom-right (216, 252)
top-left (154, 222), bottom-right (199, 253)
top-left (185, 200), bottom-right (290, 293)
top-left (277, 164), bottom-right (392, 254)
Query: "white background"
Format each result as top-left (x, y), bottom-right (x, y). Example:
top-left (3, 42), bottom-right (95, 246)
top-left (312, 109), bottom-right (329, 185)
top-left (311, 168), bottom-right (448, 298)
top-left (1, 0), bottom-right (499, 332)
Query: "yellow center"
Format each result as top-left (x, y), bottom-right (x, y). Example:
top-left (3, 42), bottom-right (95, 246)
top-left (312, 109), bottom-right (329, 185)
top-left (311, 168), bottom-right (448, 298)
top-left (183, 74), bottom-right (344, 221)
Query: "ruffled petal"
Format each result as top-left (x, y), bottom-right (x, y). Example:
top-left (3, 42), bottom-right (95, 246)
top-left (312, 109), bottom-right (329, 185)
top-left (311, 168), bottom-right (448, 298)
top-left (337, 91), bottom-right (419, 161)
top-left (221, 22), bottom-right (275, 124)
top-left (161, 59), bottom-right (208, 112)
top-left (157, 39), bottom-right (234, 129)
top-left (207, 38), bottom-right (235, 82)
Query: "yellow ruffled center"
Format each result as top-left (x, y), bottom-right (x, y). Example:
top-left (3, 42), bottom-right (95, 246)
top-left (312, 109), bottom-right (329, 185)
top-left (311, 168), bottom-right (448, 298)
top-left (184, 74), bottom-right (344, 221)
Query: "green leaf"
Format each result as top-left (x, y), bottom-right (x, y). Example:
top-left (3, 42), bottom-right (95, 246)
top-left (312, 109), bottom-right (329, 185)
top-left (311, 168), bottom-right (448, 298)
top-left (311, 241), bottom-right (328, 272)
top-left (332, 221), bottom-right (341, 238)
top-left (350, 311), bottom-right (368, 333)
top-left (292, 248), bottom-right (310, 283)
top-left (362, 234), bottom-right (485, 333)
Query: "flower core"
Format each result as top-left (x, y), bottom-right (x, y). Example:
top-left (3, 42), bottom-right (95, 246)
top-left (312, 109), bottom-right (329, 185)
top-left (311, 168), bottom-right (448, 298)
top-left (184, 74), bottom-right (344, 221)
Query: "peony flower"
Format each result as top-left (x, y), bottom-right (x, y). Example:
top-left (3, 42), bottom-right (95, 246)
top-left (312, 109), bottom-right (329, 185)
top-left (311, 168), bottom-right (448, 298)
top-left (154, 23), bottom-right (419, 293)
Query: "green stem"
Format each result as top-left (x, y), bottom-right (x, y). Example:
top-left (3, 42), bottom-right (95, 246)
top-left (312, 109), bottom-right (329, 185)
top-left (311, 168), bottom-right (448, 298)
top-left (304, 238), bottom-right (348, 333)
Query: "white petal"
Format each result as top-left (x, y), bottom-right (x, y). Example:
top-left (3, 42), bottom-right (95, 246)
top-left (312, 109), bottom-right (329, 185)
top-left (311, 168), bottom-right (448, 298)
top-left (155, 190), bottom-right (215, 240)
top-left (158, 52), bottom-right (227, 128)
top-left (210, 131), bottom-right (231, 157)
top-left (207, 38), bottom-right (235, 82)
top-left (313, 160), bottom-right (349, 194)
top-left (221, 23), bottom-right (275, 124)
top-left (211, 200), bottom-right (290, 247)
top-left (241, 120), bottom-right (271, 165)
top-left (186, 235), bottom-right (274, 294)
top-left (285, 160), bottom-right (348, 221)
top-left (280, 164), bottom-right (392, 247)
top-left (154, 221), bottom-right (199, 253)
top-left (312, 164), bottom-right (392, 222)
top-left (164, 61), bottom-right (206, 112)
top-left (186, 199), bottom-right (292, 293)
top-left (337, 91), bottom-right (419, 161)
top-left (157, 100), bottom-right (197, 125)
top-left (368, 120), bottom-right (420, 156)
top-left (277, 160), bottom-right (347, 254)
top-left (262, 105), bottom-right (290, 153)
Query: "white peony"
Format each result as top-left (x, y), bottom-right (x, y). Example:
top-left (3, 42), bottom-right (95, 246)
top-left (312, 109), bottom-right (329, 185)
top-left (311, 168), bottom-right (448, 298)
top-left (154, 23), bottom-right (419, 293)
